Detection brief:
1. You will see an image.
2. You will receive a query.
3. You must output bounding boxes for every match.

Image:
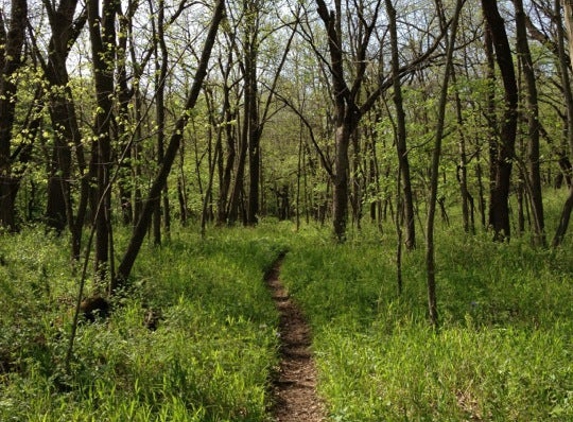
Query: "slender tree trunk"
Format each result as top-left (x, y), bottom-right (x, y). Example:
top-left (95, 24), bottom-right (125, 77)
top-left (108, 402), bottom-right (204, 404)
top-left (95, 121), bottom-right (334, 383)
top-left (218, 91), bottom-right (236, 224)
top-left (476, 148), bottom-right (487, 228)
top-left (116, 5), bottom-right (136, 226)
top-left (426, 0), bottom-right (464, 329)
top-left (152, 0), bottom-right (169, 245)
top-left (453, 73), bottom-right (473, 234)
top-left (553, 0), bottom-right (573, 246)
top-left (244, 0), bottom-right (261, 225)
top-left (386, 0), bottom-right (416, 249)
top-left (227, 110), bottom-right (248, 225)
top-left (114, 0), bottom-right (226, 288)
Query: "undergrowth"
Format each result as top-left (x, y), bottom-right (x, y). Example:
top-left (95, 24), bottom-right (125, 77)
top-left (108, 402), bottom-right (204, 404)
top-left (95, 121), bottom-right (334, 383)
top-left (3, 211), bottom-right (573, 421)
top-left (281, 221), bottom-right (573, 421)
top-left (0, 223), bottom-right (289, 421)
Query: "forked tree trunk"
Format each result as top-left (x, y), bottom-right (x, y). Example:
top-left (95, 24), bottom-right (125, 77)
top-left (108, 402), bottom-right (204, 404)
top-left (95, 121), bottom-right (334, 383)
top-left (43, 1), bottom-right (87, 236)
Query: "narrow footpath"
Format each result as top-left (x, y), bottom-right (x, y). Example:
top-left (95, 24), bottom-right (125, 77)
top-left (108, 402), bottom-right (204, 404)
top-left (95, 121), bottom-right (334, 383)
top-left (265, 253), bottom-right (326, 422)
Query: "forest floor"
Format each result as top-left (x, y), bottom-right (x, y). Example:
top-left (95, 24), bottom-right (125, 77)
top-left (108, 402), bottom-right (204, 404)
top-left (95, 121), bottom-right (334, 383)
top-left (265, 253), bottom-right (326, 422)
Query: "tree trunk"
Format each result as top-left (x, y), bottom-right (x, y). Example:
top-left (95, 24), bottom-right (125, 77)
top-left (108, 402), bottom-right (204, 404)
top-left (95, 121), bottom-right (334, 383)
top-left (114, 0), bottom-right (226, 288)
top-left (315, 0), bottom-right (369, 241)
top-left (88, 0), bottom-right (116, 277)
top-left (386, 0), bottom-right (416, 249)
top-left (0, 0), bottom-right (27, 231)
top-left (482, 0), bottom-right (518, 241)
top-left (116, 4), bottom-right (137, 226)
top-left (514, 0), bottom-right (546, 246)
top-left (227, 110), bottom-right (248, 225)
top-left (426, 0), bottom-right (464, 329)
top-left (152, 0), bottom-right (170, 245)
top-left (42, 1), bottom-right (87, 234)
top-left (553, 0), bottom-right (573, 246)
top-left (332, 124), bottom-right (352, 240)
top-left (217, 89), bottom-right (236, 224)
top-left (453, 73), bottom-right (474, 234)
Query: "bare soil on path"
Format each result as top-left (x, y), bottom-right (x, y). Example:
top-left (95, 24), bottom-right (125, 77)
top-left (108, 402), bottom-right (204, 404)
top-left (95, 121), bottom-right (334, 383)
top-left (265, 253), bottom-right (326, 422)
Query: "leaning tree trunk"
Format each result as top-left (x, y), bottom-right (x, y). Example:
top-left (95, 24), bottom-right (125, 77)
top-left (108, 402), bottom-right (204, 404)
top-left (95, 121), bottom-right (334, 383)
top-left (514, 0), bottom-right (546, 246)
top-left (114, 0), bottom-right (226, 289)
top-left (482, 0), bottom-right (518, 242)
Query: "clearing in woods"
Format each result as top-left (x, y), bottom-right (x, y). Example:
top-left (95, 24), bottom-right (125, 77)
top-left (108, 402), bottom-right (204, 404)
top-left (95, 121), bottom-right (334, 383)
top-left (265, 253), bottom-right (326, 422)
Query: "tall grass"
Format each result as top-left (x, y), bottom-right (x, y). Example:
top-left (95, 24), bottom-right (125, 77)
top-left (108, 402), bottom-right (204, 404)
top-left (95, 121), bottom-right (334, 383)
top-left (281, 219), bottom-right (573, 421)
top-left (0, 223), bottom-right (289, 421)
top-left (3, 209), bottom-right (573, 421)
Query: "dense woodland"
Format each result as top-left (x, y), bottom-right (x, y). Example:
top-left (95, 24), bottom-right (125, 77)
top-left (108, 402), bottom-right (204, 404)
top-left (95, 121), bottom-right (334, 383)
top-left (3, 0), bottom-right (573, 263)
top-left (3, 0), bottom-right (573, 420)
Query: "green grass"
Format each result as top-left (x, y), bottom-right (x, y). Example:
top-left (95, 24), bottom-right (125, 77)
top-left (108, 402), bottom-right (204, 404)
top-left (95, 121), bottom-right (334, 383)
top-left (280, 221), bottom-right (573, 421)
top-left (0, 223), bottom-right (289, 421)
top-left (3, 212), bottom-right (573, 421)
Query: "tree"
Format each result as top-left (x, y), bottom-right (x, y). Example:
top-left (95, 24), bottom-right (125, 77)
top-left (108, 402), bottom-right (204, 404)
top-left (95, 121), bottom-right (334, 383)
top-left (114, 0), bottom-right (226, 288)
top-left (312, 0), bottom-right (443, 242)
top-left (30, 0), bottom-right (89, 260)
top-left (314, 0), bottom-right (383, 242)
top-left (39, 0), bottom-right (87, 235)
top-left (0, 0), bottom-right (28, 230)
top-left (385, 0), bottom-right (416, 249)
top-left (481, 0), bottom-right (519, 241)
top-left (87, 0), bottom-right (116, 277)
top-left (426, 0), bottom-right (465, 328)
top-left (553, 0), bottom-right (573, 246)
top-left (151, 0), bottom-right (171, 244)
top-left (513, 0), bottom-right (546, 246)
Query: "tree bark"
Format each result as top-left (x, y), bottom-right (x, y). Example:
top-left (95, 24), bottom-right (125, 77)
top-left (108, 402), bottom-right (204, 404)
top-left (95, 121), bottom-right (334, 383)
top-left (482, 0), bottom-right (518, 241)
top-left (114, 0), bottom-right (226, 288)
top-left (514, 0), bottom-right (546, 246)
top-left (386, 0), bottom-right (416, 249)
top-left (0, 0), bottom-right (28, 231)
top-left (88, 0), bottom-right (116, 276)
top-left (553, 0), bottom-right (573, 246)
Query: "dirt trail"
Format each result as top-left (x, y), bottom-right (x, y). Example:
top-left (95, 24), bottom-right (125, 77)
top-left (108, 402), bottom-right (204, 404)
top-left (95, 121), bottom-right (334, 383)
top-left (265, 253), bottom-right (326, 422)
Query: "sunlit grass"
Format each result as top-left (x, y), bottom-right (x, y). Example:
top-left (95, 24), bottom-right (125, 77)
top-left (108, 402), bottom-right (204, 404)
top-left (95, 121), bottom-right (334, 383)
top-left (3, 204), bottom-right (573, 420)
top-left (281, 216), bottom-right (573, 421)
top-left (0, 223), bottom-right (290, 421)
